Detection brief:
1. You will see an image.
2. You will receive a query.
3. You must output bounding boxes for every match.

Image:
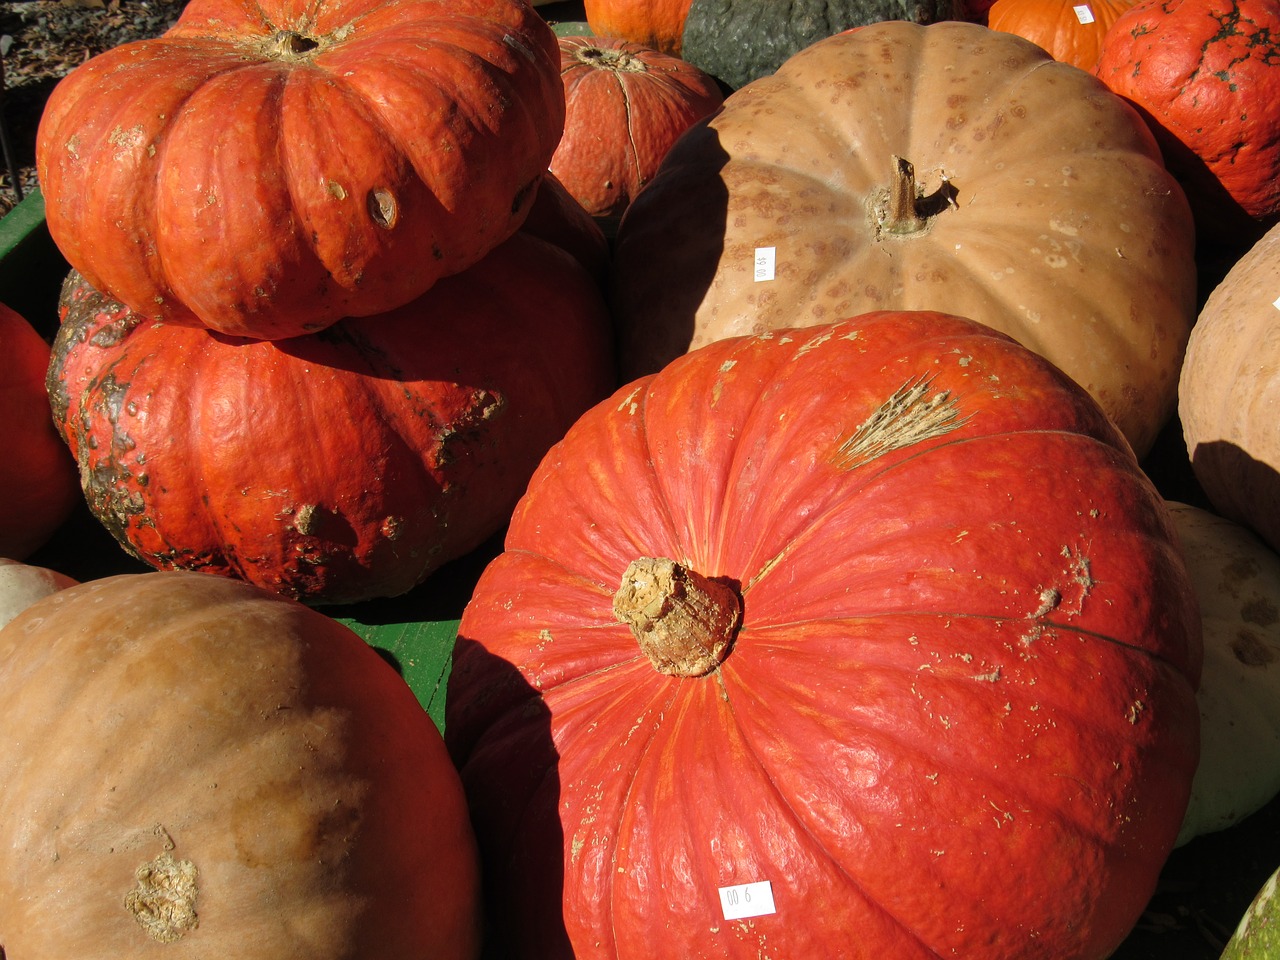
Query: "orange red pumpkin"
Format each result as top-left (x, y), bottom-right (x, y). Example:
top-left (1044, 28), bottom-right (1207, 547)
top-left (987, 0), bottom-right (1137, 71)
top-left (583, 0), bottom-right (695, 55)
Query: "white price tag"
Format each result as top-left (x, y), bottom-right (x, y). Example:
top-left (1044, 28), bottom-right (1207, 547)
top-left (1273, 294), bottom-right (1280, 311)
top-left (1073, 4), bottom-right (1095, 22)
top-left (719, 880), bottom-right (776, 920)
top-left (754, 246), bottom-right (776, 282)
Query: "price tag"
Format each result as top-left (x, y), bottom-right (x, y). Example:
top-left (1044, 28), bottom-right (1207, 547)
top-left (1073, 4), bottom-right (1095, 22)
top-left (754, 246), bottom-right (776, 282)
top-left (719, 880), bottom-right (776, 920)
top-left (1273, 294), bottom-right (1280, 311)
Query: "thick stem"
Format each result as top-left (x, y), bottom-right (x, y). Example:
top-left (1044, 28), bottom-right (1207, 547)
top-left (613, 557), bottom-right (742, 678)
top-left (575, 45), bottom-right (648, 73)
top-left (873, 155), bottom-right (959, 237)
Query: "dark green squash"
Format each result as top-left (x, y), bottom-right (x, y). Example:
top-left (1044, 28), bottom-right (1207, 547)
top-left (680, 0), bottom-right (958, 90)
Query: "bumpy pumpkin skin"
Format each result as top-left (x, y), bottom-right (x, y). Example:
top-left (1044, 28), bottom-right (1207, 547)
top-left (610, 20), bottom-right (1197, 458)
top-left (0, 570), bottom-right (481, 959)
top-left (551, 36), bottom-right (723, 224)
top-left (1179, 220), bottom-right (1280, 555)
top-left (46, 232), bottom-right (615, 605)
top-left (35, 0), bottom-right (564, 340)
top-left (584, 0), bottom-right (696, 55)
top-left (987, 0), bottom-right (1138, 71)
top-left (0, 302), bottom-right (80, 560)
top-left (446, 313), bottom-right (1202, 960)
top-left (680, 0), bottom-right (960, 90)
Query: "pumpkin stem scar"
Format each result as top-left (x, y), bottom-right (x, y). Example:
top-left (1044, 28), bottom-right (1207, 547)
top-left (613, 557), bottom-right (742, 677)
top-left (832, 374), bottom-right (971, 471)
top-left (124, 849), bottom-right (199, 943)
top-left (869, 156), bottom-right (960, 238)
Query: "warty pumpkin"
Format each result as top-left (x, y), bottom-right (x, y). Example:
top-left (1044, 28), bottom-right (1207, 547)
top-left (1, 301), bottom-right (80, 560)
top-left (35, 0), bottom-right (565, 340)
top-left (46, 228), bottom-right (615, 606)
top-left (445, 312), bottom-right (1202, 960)
top-left (609, 20), bottom-right (1197, 458)
top-left (0, 569), bottom-right (481, 959)
top-left (550, 36), bottom-right (723, 226)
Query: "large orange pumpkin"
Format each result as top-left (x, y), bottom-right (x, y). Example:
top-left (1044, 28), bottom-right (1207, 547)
top-left (0, 570), bottom-right (481, 958)
top-left (609, 20), bottom-right (1197, 458)
top-left (583, 0), bottom-right (695, 55)
top-left (446, 312), bottom-right (1202, 960)
top-left (35, 0), bottom-right (564, 340)
top-left (46, 229), bottom-right (615, 605)
top-left (987, 0), bottom-right (1138, 71)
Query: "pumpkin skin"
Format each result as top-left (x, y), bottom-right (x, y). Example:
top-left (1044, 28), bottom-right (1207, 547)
top-left (445, 312), bottom-right (1202, 960)
top-left (609, 21), bottom-right (1196, 458)
top-left (1093, 0), bottom-right (1280, 249)
top-left (1166, 502), bottom-right (1280, 848)
top-left (35, 0), bottom-right (564, 340)
top-left (1179, 220), bottom-right (1280, 556)
top-left (550, 36), bottom-right (723, 224)
top-left (987, 0), bottom-right (1138, 71)
top-left (583, 0), bottom-right (695, 55)
top-left (680, 0), bottom-right (960, 91)
top-left (0, 570), bottom-right (481, 959)
top-left (1, 301), bottom-right (80, 560)
top-left (46, 231), bottom-right (615, 606)
top-left (0, 557), bottom-right (76, 629)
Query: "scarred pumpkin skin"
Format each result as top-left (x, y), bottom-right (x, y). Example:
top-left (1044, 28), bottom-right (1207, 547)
top-left (1093, 0), bottom-right (1280, 247)
top-left (583, 0), bottom-right (696, 55)
top-left (46, 231), bottom-right (615, 605)
top-left (987, 0), bottom-right (1138, 71)
top-left (35, 0), bottom-right (565, 340)
top-left (1, 302), bottom-right (80, 560)
top-left (0, 570), bottom-right (481, 959)
top-left (551, 36), bottom-right (723, 223)
top-left (446, 313), bottom-right (1202, 960)
top-left (609, 21), bottom-right (1197, 459)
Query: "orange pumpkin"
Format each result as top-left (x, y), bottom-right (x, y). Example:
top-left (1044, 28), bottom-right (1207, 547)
top-left (987, 0), bottom-right (1138, 71)
top-left (583, 0), bottom-right (695, 55)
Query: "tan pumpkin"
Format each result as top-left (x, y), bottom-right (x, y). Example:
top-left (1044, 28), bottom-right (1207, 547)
top-left (1180, 219), bottom-right (1280, 554)
top-left (0, 570), bottom-right (481, 959)
top-left (610, 20), bottom-right (1198, 457)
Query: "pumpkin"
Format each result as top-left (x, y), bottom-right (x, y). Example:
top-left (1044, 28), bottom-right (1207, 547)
top-left (987, 0), bottom-right (1138, 72)
top-left (35, 0), bottom-right (564, 340)
top-left (46, 229), bottom-right (615, 606)
top-left (609, 20), bottom-right (1197, 458)
top-left (1093, 0), bottom-right (1280, 252)
top-left (1166, 502), bottom-right (1280, 847)
top-left (550, 36), bottom-right (723, 225)
top-left (0, 557), bottom-right (76, 629)
top-left (0, 569), bottom-right (481, 958)
top-left (1, 300), bottom-right (80, 560)
top-left (680, 0), bottom-right (959, 91)
top-left (445, 312), bottom-right (1202, 960)
top-left (582, 0), bottom-right (695, 56)
top-left (1223, 866), bottom-right (1280, 960)
top-left (1179, 220), bottom-right (1280, 556)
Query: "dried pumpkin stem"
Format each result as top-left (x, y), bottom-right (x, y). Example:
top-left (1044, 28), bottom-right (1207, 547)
top-left (874, 155), bottom-right (959, 237)
top-left (613, 557), bottom-right (742, 678)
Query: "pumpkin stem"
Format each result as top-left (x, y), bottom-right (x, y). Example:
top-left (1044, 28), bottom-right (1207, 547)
top-left (574, 44), bottom-right (648, 73)
top-left (613, 557), bottom-right (741, 678)
top-left (873, 156), bottom-right (959, 237)
top-left (269, 29), bottom-right (322, 60)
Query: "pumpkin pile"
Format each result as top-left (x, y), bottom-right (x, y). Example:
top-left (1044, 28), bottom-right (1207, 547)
top-left (13, 0), bottom-right (1280, 956)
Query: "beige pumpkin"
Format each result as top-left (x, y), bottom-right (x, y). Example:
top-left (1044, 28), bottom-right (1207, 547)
top-left (0, 570), bottom-right (481, 959)
top-left (0, 557), bottom-right (77, 629)
top-left (1168, 502), bottom-right (1280, 847)
top-left (610, 20), bottom-right (1197, 457)
top-left (1180, 220), bottom-right (1280, 555)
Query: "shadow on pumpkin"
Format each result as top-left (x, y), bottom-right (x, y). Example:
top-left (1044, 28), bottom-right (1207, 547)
top-left (445, 635), bottom-right (568, 960)
top-left (609, 126), bottom-right (730, 384)
top-left (1189, 439), bottom-right (1280, 555)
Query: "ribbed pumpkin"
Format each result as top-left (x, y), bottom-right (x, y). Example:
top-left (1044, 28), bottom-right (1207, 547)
top-left (583, 0), bottom-right (695, 55)
top-left (610, 20), bottom-right (1197, 457)
top-left (1093, 0), bottom-right (1280, 250)
top-left (46, 230), bottom-right (615, 605)
top-left (1179, 220), bottom-right (1280, 555)
top-left (446, 312), bottom-right (1201, 960)
top-left (0, 570), bottom-right (481, 958)
top-left (680, 0), bottom-right (959, 90)
top-left (987, 0), bottom-right (1137, 71)
top-left (1, 301), bottom-right (79, 560)
top-left (550, 36), bottom-right (723, 225)
top-left (35, 0), bottom-right (564, 340)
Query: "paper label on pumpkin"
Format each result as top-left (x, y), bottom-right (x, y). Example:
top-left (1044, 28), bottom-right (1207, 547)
top-left (754, 247), bottom-right (776, 282)
top-left (719, 880), bottom-right (776, 920)
top-left (1073, 4), bottom-right (1095, 22)
top-left (1273, 294), bottom-right (1280, 311)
